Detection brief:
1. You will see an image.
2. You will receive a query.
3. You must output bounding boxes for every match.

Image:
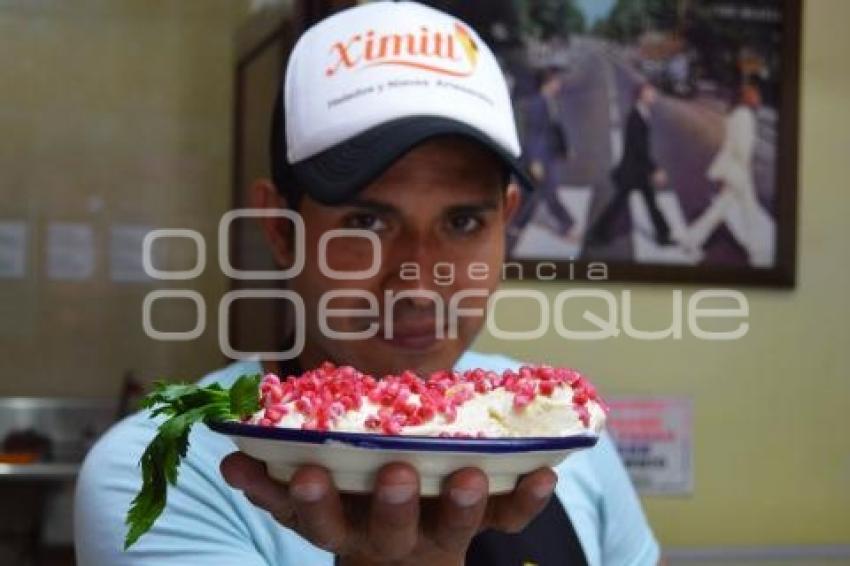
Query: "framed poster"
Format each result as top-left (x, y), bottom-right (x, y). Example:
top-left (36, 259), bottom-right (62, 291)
top-left (281, 0), bottom-right (800, 286)
top-left (420, 0), bottom-right (801, 286)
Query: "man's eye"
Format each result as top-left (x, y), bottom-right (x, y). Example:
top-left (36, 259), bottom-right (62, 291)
top-left (343, 213), bottom-right (387, 232)
top-left (447, 214), bottom-right (483, 235)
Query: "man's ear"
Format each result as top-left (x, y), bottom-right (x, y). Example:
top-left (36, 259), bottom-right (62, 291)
top-left (503, 182), bottom-right (521, 224)
top-left (251, 178), bottom-right (295, 268)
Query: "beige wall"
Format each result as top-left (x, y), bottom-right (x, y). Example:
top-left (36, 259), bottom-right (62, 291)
top-left (475, 0), bottom-right (850, 548)
top-left (0, 0), bottom-right (252, 396)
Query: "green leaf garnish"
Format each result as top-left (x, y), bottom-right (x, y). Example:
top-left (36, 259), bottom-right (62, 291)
top-left (124, 373), bottom-right (261, 549)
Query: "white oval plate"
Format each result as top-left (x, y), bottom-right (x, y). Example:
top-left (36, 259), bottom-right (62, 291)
top-left (209, 421), bottom-right (598, 496)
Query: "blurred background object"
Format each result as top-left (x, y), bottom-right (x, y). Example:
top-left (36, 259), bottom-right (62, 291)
top-left (0, 398), bottom-right (115, 565)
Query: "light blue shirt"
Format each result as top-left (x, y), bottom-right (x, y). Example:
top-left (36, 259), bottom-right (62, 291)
top-left (75, 351), bottom-right (659, 565)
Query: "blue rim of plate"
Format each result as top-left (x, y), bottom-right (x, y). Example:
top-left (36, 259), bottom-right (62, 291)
top-left (208, 420), bottom-right (599, 453)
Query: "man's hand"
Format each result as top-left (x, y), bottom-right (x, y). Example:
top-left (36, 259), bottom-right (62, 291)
top-left (651, 168), bottom-right (668, 188)
top-left (220, 452), bottom-right (557, 566)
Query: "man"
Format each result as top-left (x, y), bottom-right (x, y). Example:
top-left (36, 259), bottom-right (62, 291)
top-left (587, 83), bottom-right (673, 247)
top-left (510, 67), bottom-right (578, 247)
top-left (75, 3), bottom-right (659, 565)
top-left (680, 83), bottom-right (768, 265)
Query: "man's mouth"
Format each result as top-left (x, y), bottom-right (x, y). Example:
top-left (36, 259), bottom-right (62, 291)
top-left (378, 319), bottom-right (443, 351)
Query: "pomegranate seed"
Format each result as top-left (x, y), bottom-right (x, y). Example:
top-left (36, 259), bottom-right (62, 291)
top-left (268, 384), bottom-right (284, 403)
top-left (382, 419), bottom-right (402, 435)
top-left (513, 394), bottom-right (532, 410)
top-left (517, 380), bottom-right (535, 397)
top-left (295, 398), bottom-right (311, 413)
top-left (540, 381), bottom-right (555, 396)
top-left (401, 370), bottom-right (418, 382)
top-left (406, 414), bottom-right (422, 426)
top-left (573, 391), bottom-right (589, 405)
top-left (394, 400), bottom-right (416, 416)
top-left (417, 405), bottom-right (436, 422)
top-left (262, 373), bottom-right (281, 385)
top-left (537, 366), bottom-right (554, 380)
top-left (264, 408), bottom-right (283, 422)
top-left (338, 365), bottom-right (357, 378)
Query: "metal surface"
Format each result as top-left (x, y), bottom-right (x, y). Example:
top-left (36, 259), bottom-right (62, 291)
top-left (0, 397), bottom-right (117, 477)
top-left (0, 463), bottom-right (80, 481)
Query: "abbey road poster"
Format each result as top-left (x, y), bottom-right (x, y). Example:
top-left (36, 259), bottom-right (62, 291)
top-left (418, 0), bottom-right (799, 286)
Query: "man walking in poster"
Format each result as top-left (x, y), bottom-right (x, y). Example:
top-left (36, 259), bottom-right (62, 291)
top-left (588, 83), bottom-right (674, 247)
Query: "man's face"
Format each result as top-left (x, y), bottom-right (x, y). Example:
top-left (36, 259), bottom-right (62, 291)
top-left (641, 85), bottom-right (657, 106)
top-left (267, 137), bottom-right (519, 376)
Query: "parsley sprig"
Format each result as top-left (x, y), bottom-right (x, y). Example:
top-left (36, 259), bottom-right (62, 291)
top-left (124, 374), bottom-right (262, 549)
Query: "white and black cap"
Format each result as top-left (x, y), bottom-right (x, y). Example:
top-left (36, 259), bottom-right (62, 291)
top-left (274, 1), bottom-right (533, 204)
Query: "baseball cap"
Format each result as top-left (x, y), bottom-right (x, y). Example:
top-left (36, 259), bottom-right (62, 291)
top-left (272, 0), bottom-right (534, 205)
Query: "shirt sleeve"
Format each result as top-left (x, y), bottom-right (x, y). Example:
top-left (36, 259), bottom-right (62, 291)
top-left (74, 417), bottom-right (264, 566)
top-left (554, 432), bottom-right (660, 566)
top-left (592, 433), bottom-right (660, 566)
top-left (74, 411), bottom-right (334, 566)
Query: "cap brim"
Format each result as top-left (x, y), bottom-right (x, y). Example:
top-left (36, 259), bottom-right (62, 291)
top-left (290, 116), bottom-right (535, 205)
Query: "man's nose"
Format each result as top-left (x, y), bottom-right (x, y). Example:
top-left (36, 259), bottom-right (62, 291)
top-left (383, 233), bottom-right (444, 294)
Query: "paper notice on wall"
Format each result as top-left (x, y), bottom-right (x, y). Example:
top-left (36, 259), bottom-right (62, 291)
top-left (110, 224), bottom-right (154, 282)
top-left (0, 221), bottom-right (27, 278)
top-left (606, 396), bottom-right (693, 495)
top-left (46, 222), bottom-right (95, 281)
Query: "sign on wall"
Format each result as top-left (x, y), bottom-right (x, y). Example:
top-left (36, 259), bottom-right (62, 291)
top-left (607, 396), bottom-right (693, 495)
top-left (0, 220), bottom-right (27, 279)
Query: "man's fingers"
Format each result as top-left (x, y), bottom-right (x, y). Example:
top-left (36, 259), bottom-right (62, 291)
top-left (367, 463), bottom-right (420, 561)
top-left (433, 467), bottom-right (488, 553)
top-left (220, 452), bottom-right (295, 525)
top-left (289, 465), bottom-right (350, 554)
top-left (485, 468), bottom-right (557, 534)
top-left (222, 453), bottom-right (556, 556)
